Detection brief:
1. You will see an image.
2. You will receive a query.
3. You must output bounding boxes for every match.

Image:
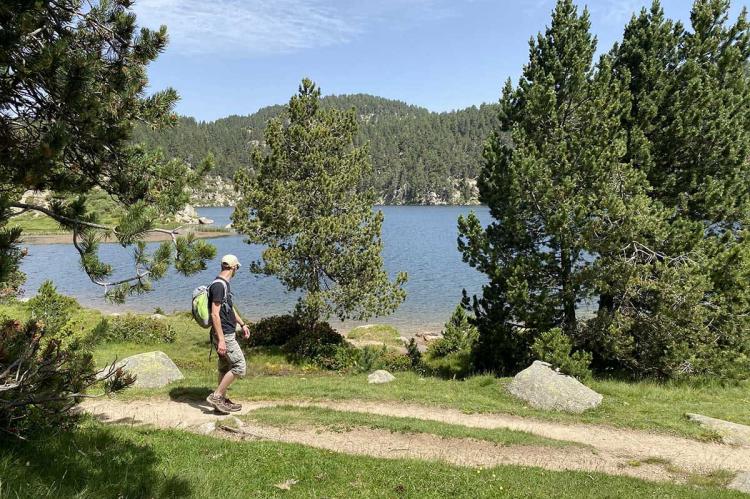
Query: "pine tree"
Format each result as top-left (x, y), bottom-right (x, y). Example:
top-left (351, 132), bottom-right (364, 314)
top-left (232, 79), bottom-right (407, 326)
top-left (458, 0), bottom-right (657, 374)
top-left (1, 0), bottom-right (215, 302)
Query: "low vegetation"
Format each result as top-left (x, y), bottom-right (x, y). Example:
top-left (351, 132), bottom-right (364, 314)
top-left (1, 421), bottom-right (744, 499)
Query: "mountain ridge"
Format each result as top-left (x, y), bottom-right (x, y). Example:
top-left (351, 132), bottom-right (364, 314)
top-left (134, 94), bottom-right (501, 205)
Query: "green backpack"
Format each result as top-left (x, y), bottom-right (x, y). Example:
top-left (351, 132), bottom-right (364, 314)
top-left (191, 279), bottom-right (228, 328)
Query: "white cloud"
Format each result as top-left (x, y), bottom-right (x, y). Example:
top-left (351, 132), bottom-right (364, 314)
top-left (134, 0), bottom-right (361, 55)
top-left (133, 0), bottom-right (469, 56)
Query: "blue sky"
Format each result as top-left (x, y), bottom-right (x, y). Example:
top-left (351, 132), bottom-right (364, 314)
top-left (133, 0), bottom-right (748, 121)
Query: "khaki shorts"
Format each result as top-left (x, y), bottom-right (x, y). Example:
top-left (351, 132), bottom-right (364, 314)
top-left (211, 331), bottom-right (246, 377)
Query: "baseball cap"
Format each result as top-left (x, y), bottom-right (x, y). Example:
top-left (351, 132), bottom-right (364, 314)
top-left (221, 254), bottom-right (242, 268)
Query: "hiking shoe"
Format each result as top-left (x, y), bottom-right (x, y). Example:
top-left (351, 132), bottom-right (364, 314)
top-left (206, 393), bottom-right (231, 414)
top-left (223, 397), bottom-right (242, 412)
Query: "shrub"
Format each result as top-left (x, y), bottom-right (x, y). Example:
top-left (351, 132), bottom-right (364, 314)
top-left (246, 315), bottom-right (302, 347)
top-left (26, 281), bottom-right (79, 333)
top-left (92, 314), bottom-right (175, 344)
top-left (406, 338), bottom-right (422, 367)
top-left (424, 350), bottom-right (473, 379)
top-left (351, 345), bottom-right (412, 373)
top-left (428, 305), bottom-right (479, 358)
top-left (1, 316), bottom-right (133, 436)
top-left (531, 328), bottom-right (592, 380)
top-left (282, 321), bottom-right (345, 363)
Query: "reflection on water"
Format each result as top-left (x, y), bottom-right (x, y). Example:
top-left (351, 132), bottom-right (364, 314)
top-left (19, 206), bottom-right (491, 334)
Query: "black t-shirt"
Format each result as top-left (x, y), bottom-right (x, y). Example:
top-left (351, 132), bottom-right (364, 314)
top-left (208, 277), bottom-right (236, 336)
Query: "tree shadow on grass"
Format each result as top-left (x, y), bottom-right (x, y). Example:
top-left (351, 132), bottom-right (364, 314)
top-left (0, 424), bottom-right (191, 498)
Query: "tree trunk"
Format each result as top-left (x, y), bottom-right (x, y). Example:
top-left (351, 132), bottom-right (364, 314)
top-left (560, 245), bottom-right (577, 335)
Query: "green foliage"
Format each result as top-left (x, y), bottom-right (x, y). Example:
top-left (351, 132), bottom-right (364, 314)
top-left (282, 321), bottom-right (346, 363)
top-left (353, 345), bottom-right (412, 373)
top-left (460, 0), bottom-right (651, 375)
top-left (406, 338), bottom-right (423, 368)
top-left (26, 281), bottom-right (80, 333)
top-left (0, 314), bottom-right (133, 436)
top-left (91, 315), bottom-right (176, 344)
top-left (423, 350), bottom-right (474, 380)
top-left (0, 0), bottom-right (215, 304)
top-left (428, 305), bottom-right (479, 358)
top-left (531, 328), bottom-right (592, 380)
top-left (245, 315), bottom-right (302, 347)
top-left (461, 0), bottom-right (750, 381)
top-left (134, 95), bottom-right (502, 205)
top-left (233, 79), bottom-right (407, 324)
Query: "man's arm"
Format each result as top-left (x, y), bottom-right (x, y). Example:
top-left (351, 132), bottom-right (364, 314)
top-left (234, 309), bottom-right (250, 339)
top-left (211, 301), bottom-right (226, 356)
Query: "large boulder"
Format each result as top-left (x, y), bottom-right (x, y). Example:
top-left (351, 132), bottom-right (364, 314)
top-left (104, 351), bottom-right (183, 389)
top-left (686, 413), bottom-right (750, 447)
top-left (368, 370), bottom-right (396, 384)
top-left (508, 361), bottom-right (602, 413)
top-left (175, 204), bottom-right (199, 224)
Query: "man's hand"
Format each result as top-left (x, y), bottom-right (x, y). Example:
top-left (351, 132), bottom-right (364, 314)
top-left (241, 324), bottom-right (250, 340)
top-left (217, 339), bottom-right (227, 356)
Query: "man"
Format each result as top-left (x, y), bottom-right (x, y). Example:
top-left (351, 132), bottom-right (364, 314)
top-left (205, 254), bottom-right (250, 414)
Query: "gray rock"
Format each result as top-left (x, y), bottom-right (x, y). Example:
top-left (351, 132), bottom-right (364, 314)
top-left (508, 361), bottom-right (602, 413)
top-left (175, 204), bottom-right (199, 224)
top-left (197, 421), bottom-right (216, 435)
top-left (106, 351), bottom-right (183, 388)
top-left (150, 313), bottom-right (166, 320)
top-left (687, 413), bottom-right (750, 447)
top-left (198, 217), bottom-right (214, 225)
top-left (368, 370), bottom-right (396, 384)
top-left (729, 472), bottom-right (750, 494)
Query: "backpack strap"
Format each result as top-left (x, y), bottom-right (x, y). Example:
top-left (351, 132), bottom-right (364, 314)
top-left (211, 278), bottom-right (229, 306)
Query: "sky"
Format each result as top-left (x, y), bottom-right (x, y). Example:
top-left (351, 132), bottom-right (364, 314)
top-left (133, 0), bottom-right (749, 122)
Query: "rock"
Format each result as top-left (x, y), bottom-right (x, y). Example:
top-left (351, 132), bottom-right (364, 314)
top-left (150, 313), bottom-right (166, 320)
top-left (175, 204), bottom-right (199, 224)
top-left (368, 370), bottom-right (396, 384)
top-left (686, 413), bottom-right (750, 447)
top-left (729, 472), bottom-right (750, 494)
top-left (104, 351), bottom-right (183, 388)
top-left (198, 217), bottom-right (214, 225)
top-left (508, 361), bottom-right (603, 413)
top-left (197, 421), bottom-right (216, 435)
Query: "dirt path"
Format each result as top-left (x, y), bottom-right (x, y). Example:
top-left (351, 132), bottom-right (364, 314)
top-left (82, 398), bottom-right (750, 488)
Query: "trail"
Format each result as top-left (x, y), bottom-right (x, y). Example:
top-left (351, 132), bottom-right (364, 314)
top-left (82, 398), bottom-right (750, 489)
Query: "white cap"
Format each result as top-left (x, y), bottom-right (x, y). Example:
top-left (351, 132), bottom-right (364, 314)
top-left (221, 254), bottom-right (242, 268)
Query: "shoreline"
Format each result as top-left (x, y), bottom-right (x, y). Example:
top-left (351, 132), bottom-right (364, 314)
top-left (20, 230), bottom-right (234, 245)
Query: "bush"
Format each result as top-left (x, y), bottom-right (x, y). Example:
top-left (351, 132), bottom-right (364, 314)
top-left (246, 315), bottom-right (302, 347)
top-left (531, 328), bottom-right (592, 380)
top-left (424, 350), bottom-right (473, 379)
top-left (92, 314), bottom-right (175, 344)
top-left (428, 305), bottom-right (479, 358)
top-left (282, 322), bottom-right (345, 363)
top-left (1, 316), bottom-right (132, 436)
top-left (26, 281), bottom-right (79, 332)
top-left (350, 345), bottom-right (412, 373)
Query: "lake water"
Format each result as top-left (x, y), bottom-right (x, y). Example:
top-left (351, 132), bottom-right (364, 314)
top-left (19, 206), bottom-right (492, 334)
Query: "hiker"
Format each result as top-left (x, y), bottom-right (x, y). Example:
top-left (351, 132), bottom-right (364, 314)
top-left (205, 254), bottom-right (250, 414)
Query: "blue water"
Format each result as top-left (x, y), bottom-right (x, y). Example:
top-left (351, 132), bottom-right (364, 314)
top-left (19, 206), bottom-right (491, 333)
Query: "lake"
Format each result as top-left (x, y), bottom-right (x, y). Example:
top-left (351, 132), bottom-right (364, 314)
top-left (19, 206), bottom-right (492, 334)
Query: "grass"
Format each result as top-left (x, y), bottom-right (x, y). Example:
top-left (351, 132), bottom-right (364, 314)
top-left (2, 300), bottom-right (749, 441)
top-left (0, 421), bottom-right (744, 498)
top-left (242, 405), bottom-right (576, 448)
top-left (347, 324), bottom-right (403, 347)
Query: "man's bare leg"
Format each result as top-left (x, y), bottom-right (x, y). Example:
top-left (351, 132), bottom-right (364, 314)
top-left (215, 371), bottom-right (235, 398)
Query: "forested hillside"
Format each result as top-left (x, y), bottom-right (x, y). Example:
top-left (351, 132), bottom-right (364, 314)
top-left (133, 94), bottom-right (500, 204)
